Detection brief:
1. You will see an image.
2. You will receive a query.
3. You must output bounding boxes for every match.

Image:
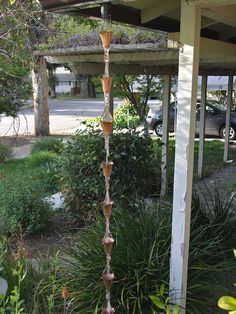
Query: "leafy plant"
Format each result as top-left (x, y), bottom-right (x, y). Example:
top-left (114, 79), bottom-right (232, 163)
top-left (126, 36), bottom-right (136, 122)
top-left (41, 189), bottom-right (236, 313)
top-left (0, 174), bottom-right (51, 236)
top-left (150, 284), bottom-right (179, 314)
top-left (218, 249), bottom-right (236, 313)
top-left (113, 102), bottom-right (140, 129)
top-left (0, 236), bottom-right (40, 314)
top-left (31, 137), bottom-right (63, 155)
top-left (57, 130), bottom-right (160, 218)
top-left (83, 102), bottom-right (140, 130)
top-left (0, 142), bottom-right (13, 163)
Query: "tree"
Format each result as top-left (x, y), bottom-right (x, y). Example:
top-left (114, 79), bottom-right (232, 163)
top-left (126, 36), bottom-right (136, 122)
top-left (114, 75), bottom-right (163, 132)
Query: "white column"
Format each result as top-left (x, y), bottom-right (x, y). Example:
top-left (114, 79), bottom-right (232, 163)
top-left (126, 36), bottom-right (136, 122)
top-left (223, 75), bottom-right (233, 163)
top-left (161, 75), bottom-right (171, 196)
top-left (169, 2), bottom-right (201, 312)
top-left (198, 76), bottom-right (207, 178)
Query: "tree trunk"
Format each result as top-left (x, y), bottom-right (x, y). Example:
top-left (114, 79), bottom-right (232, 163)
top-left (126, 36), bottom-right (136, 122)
top-left (32, 56), bottom-right (50, 136)
top-left (48, 68), bottom-right (57, 98)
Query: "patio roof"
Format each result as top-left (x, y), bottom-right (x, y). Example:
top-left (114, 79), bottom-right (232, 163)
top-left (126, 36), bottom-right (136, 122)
top-left (40, 38), bottom-right (236, 75)
top-left (40, 0), bottom-right (236, 44)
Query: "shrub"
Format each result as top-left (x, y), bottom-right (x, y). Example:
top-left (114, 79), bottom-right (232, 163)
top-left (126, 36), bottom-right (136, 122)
top-left (0, 142), bottom-right (13, 162)
top-left (41, 189), bottom-right (236, 314)
top-left (57, 130), bottom-right (160, 218)
top-left (31, 137), bottom-right (63, 154)
top-left (113, 102), bottom-right (140, 129)
top-left (0, 174), bottom-right (51, 236)
top-left (28, 151), bottom-right (58, 168)
top-left (83, 103), bottom-right (140, 130)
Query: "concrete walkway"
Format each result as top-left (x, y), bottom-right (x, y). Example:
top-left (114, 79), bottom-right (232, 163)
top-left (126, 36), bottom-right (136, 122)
top-left (194, 160), bottom-right (236, 205)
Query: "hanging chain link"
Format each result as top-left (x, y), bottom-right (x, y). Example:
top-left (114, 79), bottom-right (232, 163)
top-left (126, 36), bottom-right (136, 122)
top-left (100, 19), bottom-right (115, 314)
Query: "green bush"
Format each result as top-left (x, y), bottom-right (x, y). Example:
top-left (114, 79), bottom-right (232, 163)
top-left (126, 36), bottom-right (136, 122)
top-left (0, 174), bottom-right (51, 236)
top-left (0, 142), bottom-right (13, 163)
top-left (58, 130), bottom-right (160, 218)
top-left (28, 151), bottom-right (58, 168)
top-left (113, 102), bottom-right (140, 129)
top-left (31, 137), bottom-right (63, 154)
top-left (83, 103), bottom-right (140, 130)
top-left (40, 189), bottom-right (236, 314)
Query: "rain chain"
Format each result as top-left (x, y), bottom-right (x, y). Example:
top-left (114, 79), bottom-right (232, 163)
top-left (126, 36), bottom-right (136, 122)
top-left (100, 20), bottom-right (115, 314)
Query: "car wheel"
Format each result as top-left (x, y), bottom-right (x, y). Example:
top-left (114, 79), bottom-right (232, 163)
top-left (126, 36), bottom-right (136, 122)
top-left (154, 122), bottom-right (163, 136)
top-left (220, 125), bottom-right (236, 140)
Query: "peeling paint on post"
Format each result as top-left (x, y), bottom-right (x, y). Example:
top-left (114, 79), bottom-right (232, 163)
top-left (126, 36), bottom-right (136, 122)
top-left (169, 1), bottom-right (201, 313)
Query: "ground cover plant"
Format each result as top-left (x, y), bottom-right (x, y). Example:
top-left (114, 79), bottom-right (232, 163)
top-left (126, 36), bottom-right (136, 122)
top-left (34, 187), bottom-right (236, 314)
top-left (0, 151), bottom-right (59, 236)
top-left (0, 141), bottom-right (13, 162)
top-left (31, 137), bottom-right (63, 154)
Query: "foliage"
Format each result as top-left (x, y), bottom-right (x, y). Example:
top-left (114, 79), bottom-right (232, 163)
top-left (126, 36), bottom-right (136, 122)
top-left (28, 151), bottom-right (58, 168)
top-left (0, 235), bottom-right (39, 313)
top-left (113, 102), bottom-right (140, 129)
top-left (150, 284), bottom-right (179, 314)
top-left (113, 75), bottom-right (163, 131)
top-left (31, 137), bottom-right (63, 154)
top-left (0, 142), bottom-right (13, 163)
top-left (40, 188), bottom-right (236, 313)
top-left (218, 250), bottom-right (236, 313)
top-left (57, 130), bottom-right (160, 218)
top-left (83, 102), bottom-right (140, 130)
top-left (0, 170), bottom-right (51, 236)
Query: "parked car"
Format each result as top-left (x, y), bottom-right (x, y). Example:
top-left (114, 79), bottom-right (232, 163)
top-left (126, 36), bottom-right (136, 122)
top-left (147, 99), bottom-right (236, 139)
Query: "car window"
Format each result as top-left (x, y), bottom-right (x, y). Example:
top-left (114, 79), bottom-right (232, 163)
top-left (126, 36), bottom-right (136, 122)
top-left (206, 105), bottom-right (216, 114)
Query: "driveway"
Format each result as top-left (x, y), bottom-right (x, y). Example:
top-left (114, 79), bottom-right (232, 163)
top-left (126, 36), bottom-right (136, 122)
top-left (0, 99), bottom-right (120, 136)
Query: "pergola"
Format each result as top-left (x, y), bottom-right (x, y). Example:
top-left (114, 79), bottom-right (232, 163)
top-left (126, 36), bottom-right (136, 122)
top-left (39, 0), bottom-right (236, 312)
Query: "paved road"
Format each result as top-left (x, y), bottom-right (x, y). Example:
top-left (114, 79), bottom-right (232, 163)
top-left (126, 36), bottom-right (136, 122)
top-left (0, 99), bottom-right (120, 136)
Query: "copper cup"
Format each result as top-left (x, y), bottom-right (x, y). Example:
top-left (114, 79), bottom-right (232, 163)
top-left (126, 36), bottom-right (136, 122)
top-left (101, 121), bottom-right (113, 136)
top-left (103, 236), bottom-right (115, 255)
top-left (102, 201), bottom-right (113, 219)
top-left (102, 273), bottom-right (115, 291)
top-left (101, 77), bottom-right (113, 93)
top-left (102, 307), bottom-right (115, 314)
top-left (102, 161), bottom-right (113, 177)
top-left (100, 31), bottom-right (112, 49)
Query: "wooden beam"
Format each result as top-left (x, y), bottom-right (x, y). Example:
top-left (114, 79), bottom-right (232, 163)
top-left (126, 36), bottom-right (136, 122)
top-left (223, 75), bottom-right (233, 162)
top-left (202, 6), bottom-right (236, 28)
top-left (161, 75), bottom-right (171, 196)
top-left (198, 75), bottom-right (207, 178)
top-left (189, 0), bottom-right (236, 7)
top-left (141, 0), bottom-right (180, 23)
top-left (69, 63), bottom-right (178, 75)
top-left (170, 2), bottom-right (201, 312)
top-left (45, 50), bottom-right (178, 64)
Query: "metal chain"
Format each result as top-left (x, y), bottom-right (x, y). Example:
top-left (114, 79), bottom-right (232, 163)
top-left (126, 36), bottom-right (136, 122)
top-left (100, 23), bottom-right (115, 314)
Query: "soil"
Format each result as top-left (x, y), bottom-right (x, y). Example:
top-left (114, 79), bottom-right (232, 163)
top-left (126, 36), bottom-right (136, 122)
top-left (27, 213), bottom-right (81, 257)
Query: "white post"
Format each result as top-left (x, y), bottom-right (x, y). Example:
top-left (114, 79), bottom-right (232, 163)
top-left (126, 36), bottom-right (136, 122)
top-left (161, 75), bottom-right (171, 196)
top-left (169, 1), bottom-right (201, 313)
top-left (198, 76), bottom-right (207, 177)
top-left (223, 75), bottom-right (233, 163)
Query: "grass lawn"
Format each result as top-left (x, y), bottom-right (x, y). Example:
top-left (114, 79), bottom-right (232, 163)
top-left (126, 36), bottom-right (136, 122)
top-left (153, 137), bottom-right (236, 186)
